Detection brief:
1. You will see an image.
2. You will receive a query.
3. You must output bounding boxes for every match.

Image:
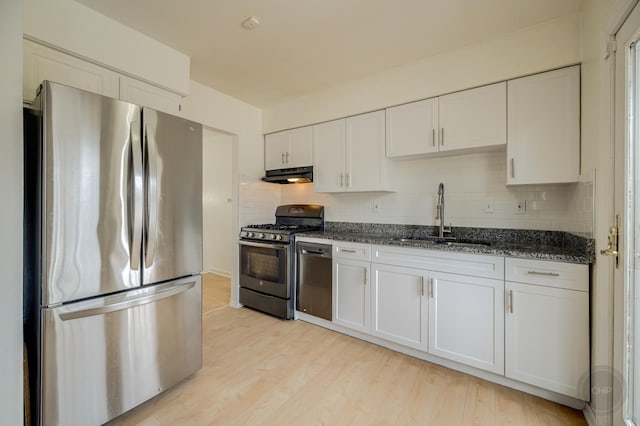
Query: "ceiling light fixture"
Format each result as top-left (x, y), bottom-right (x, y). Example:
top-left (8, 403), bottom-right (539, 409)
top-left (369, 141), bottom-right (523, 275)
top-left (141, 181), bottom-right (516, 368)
top-left (241, 16), bottom-right (260, 30)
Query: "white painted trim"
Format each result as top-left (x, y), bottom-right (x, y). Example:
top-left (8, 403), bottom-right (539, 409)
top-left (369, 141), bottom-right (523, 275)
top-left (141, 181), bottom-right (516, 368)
top-left (609, 0), bottom-right (640, 36)
top-left (583, 404), bottom-right (597, 426)
top-left (294, 310), bottom-right (586, 409)
top-left (205, 268), bottom-right (231, 278)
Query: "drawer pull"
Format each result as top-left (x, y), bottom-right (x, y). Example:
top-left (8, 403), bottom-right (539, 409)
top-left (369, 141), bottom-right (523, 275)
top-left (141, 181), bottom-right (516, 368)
top-left (527, 271), bottom-right (560, 277)
top-left (341, 249), bottom-right (357, 253)
top-left (506, 290), bottom-right (513, 313)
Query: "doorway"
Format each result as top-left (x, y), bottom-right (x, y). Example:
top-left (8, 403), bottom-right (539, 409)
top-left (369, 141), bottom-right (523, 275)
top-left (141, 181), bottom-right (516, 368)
top-left (613, 2), bottom-right (640, 424)
top-left (202, 127), bottom-right (234, 308)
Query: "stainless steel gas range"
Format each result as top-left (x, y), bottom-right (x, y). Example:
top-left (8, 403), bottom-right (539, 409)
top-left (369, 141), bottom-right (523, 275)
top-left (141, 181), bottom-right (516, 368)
top-left (238, 204), bottom-right (324, 319)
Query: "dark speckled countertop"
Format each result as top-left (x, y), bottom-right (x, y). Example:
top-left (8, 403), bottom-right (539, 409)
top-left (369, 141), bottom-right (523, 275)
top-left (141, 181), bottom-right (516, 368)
top-left (297, 222), bottom-right (595, 264)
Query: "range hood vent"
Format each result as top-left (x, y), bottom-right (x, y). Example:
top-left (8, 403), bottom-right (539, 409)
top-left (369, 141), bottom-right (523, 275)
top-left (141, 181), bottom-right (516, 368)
top-left (262, 166), bottom-right (313, 184)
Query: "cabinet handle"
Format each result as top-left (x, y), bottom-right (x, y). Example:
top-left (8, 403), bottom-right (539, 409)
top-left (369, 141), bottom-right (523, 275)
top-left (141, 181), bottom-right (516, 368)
top-left (429, 278), bottom-right (435, 298)
top-left (506, 290), bottom-right (513, 313)
top-left (346, 173), bottom-right (351, 187)
top-left (527, 270), bottom-right (560, 277)
top-left (340, 249), bottom-right (357, 253)
top-left (285, 152), bottom-right (289, 164)
top-left (363, 268), bottom-right (367, 285)
top-left (432, 129), bottom-right (436, 147)
top-left (510, 158), bottom-right (515, 178)
top-left (440, 128), bottom-right (444, 146)
top-left (282, 152), bottom-right (286, 164)
top-left (340, 173), bottom-right (344, 187)
top-left (421, 277), bottom-right (425, 296)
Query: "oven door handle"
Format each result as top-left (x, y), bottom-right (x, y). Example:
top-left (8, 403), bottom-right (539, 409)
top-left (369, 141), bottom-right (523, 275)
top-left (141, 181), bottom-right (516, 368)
top-left (239, 240), bottom-right (289, 250)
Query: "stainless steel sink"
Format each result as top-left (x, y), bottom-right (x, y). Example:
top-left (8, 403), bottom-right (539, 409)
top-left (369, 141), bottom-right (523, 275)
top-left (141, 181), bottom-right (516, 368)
top-left (439, 241), bottom-right (491, 248)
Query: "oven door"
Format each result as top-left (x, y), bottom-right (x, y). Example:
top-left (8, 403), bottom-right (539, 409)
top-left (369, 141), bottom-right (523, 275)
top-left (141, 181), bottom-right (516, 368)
top-left (239, 240), bottom-right (290, 299)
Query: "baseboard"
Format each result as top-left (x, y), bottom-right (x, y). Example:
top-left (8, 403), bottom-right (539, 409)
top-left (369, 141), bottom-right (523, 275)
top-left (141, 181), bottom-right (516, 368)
top-left (204, 267), bottom-right (231, 278)
top-left (583, 403), bottom-right (596, 426)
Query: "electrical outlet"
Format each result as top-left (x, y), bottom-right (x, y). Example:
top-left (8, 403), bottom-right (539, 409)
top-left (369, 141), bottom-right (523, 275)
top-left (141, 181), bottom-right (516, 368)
top-left (483, 201), bottom-right (494, 213)
top-left (373, 200), bottom-right (381, 214)
top-left (515, 200), bottom-right (526, 214)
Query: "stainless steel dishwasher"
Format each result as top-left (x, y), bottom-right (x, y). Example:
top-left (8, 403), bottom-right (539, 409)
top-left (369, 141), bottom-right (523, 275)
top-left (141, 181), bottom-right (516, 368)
top-left (296, 242), bottom-right (332, 320)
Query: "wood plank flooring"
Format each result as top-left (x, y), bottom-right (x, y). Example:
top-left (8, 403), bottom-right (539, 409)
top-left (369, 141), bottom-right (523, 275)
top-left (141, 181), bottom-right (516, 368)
top-left (109, 274), bottom-right (586, 425)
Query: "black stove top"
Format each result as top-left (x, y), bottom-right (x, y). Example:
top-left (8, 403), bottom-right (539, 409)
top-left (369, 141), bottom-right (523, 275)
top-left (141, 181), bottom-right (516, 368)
top-left (245, 224), bottom-right (320, 232)
top-left (240, 204), bottom-right (324, 243)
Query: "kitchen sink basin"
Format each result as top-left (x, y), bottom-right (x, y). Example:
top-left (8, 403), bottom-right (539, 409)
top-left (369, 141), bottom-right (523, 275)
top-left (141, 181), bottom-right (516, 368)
top-left (389, 236), bottom-right (491, 248)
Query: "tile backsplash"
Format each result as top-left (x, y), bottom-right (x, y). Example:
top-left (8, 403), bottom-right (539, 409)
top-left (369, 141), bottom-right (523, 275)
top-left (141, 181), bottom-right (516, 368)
top-left (276, 150), bottom-right (593, 237)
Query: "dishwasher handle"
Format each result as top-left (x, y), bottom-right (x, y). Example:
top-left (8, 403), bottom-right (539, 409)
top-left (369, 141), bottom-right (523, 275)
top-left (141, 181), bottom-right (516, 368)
top-left (297, 243), bottom-right (332, 259)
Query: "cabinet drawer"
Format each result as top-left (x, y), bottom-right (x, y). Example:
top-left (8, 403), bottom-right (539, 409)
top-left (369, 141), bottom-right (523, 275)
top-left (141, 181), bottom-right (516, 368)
top-left (505, 258), bottom-right (588, 292)
top-left (372, 245), bottom-right (503, 280)
top-left (333, 242), bottom-right (371, 261)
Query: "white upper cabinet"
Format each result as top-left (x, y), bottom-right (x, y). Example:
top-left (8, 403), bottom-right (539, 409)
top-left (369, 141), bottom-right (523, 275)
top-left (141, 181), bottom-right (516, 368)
top-left (439, 82), bottom-right (507, 152)
top-left (386, 98), bottom-right (439, 157)
top-left (507, 65), bottom-right (580, 185)
top-left (314, 111), bottom-right (390, 193)
top-left (119, 76), bottom-right (182, 115)
top-left (385, 83), bottom-right (506, 159)
top-left (264, 126), bottom-right (313, 171)
top-left (23, 39), bottom-right (119, 102)
top-left (313, 119), bottom-right (346, 192)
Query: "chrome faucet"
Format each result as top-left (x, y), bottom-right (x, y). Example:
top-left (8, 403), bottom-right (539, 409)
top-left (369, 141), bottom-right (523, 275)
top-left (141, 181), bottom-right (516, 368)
top-left (435, 183), bottom-right (452, 238)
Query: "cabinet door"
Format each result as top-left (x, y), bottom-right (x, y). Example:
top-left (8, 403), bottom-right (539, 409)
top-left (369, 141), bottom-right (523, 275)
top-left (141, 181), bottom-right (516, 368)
top-left (287, 126), bottom-right (314, 168)
top-left (505, 281), bottom-right (589, 399)
top-left (438, 82), bottom-right (506, 152)
top-left (507, 66), bottom-right (580, 184)
top-left (428, 272), bottom-right (504, 374)
top-left (23, 39), bottom-right (120, 103)
top-left (313, 119), bottom-right (346, 192)
top-left (119, 76), bottom-right (182, 115)
top-left (333, 258), bottom-right (370, 333)
top-left (346, 110), bottom-right (387, 191)
top-left (386, 98), bottom-right (439, 157)
top-left (264, 131), bottom-right (287, 170)
top-left (371, 264), bottom-right (428, 351)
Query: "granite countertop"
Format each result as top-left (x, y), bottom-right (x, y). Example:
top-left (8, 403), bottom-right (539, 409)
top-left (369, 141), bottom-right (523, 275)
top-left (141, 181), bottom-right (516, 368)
top-left (297, 223), bottom-right (595, 264)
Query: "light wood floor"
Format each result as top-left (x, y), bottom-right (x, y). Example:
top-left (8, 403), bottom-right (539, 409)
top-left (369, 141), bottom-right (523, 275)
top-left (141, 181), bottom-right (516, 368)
top-left (109, 274), bottom-right (586, 425)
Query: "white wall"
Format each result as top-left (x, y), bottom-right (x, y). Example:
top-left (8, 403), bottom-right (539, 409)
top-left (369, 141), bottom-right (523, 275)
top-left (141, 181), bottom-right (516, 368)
top-left (283, 150), bottom-right (589, 232)
top-left (263, 13), bottom-right (581, 133)
top-left (23, 0), bottom-right (190, 95)
top-left (203, 129), bottom-right (233, 277)
top-left (0, 0), bottom-right (23, 423)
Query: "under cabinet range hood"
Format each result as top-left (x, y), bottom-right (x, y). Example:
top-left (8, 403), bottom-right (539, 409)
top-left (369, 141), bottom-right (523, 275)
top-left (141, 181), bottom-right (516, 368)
top-left (262, 166), bottom-right (313, 184)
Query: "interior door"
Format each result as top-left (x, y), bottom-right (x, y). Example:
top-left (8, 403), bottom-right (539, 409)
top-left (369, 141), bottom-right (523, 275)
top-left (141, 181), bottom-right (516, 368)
top-left (40, 82), bottom-right (142, 305)
top-left (614, 4), bottom-right (640, 424)
top-left (142, 108), bottom-right (203, 285)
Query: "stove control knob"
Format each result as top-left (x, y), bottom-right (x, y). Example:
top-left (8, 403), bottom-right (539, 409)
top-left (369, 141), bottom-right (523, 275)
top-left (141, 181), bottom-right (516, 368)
top-left (240, 231), bottom-right (247, 238)
top-left (258, 233), bottom-right (265, 239)
top-left (276, 235), bottom-right (283, 241)
top-left (247, 232), bottom-right (254, 238)
top-left (269, 234), bottom-right (276, 240)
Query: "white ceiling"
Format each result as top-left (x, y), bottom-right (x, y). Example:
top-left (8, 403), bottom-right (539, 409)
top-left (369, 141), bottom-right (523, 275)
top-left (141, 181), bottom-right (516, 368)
top-left (75, 0), bottom-right (584, 108)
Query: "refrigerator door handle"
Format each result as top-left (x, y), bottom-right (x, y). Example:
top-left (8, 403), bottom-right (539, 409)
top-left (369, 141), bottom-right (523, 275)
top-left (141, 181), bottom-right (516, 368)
top-left (58, 280), bottom-right (196, 321)
top-left (130, 121), bottom-right (143, 271)
top-left (144, 124), bottom-right (159, 267)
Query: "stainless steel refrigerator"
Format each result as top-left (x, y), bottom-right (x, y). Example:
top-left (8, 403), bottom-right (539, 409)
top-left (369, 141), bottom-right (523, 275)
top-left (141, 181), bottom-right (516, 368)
top-left (23, 81), bottom-right (203, 426)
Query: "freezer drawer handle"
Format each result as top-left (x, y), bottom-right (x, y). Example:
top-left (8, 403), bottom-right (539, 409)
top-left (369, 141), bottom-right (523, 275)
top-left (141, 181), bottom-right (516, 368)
top-left (58, 281), bottom-right (196, 321)
top-left (526, 270), bottom-right (560, 277)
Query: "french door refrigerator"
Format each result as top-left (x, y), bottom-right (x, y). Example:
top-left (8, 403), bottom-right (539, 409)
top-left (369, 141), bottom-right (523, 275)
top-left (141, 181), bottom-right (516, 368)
top-left (23, 81), bottom-right (203, 426)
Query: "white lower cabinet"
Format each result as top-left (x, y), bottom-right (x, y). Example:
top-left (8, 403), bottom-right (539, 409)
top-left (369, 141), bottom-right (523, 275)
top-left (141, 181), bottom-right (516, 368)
top-left (327, 242), bottom-right (589, 402)
top-left (371, 264), bottom-right (428, 351)
top-left (333, 258), bottom-right (370, 333)
top-left (504, 259), bottom-right (589, 399)
top-left (428, 272), bottom-right (505, 375)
